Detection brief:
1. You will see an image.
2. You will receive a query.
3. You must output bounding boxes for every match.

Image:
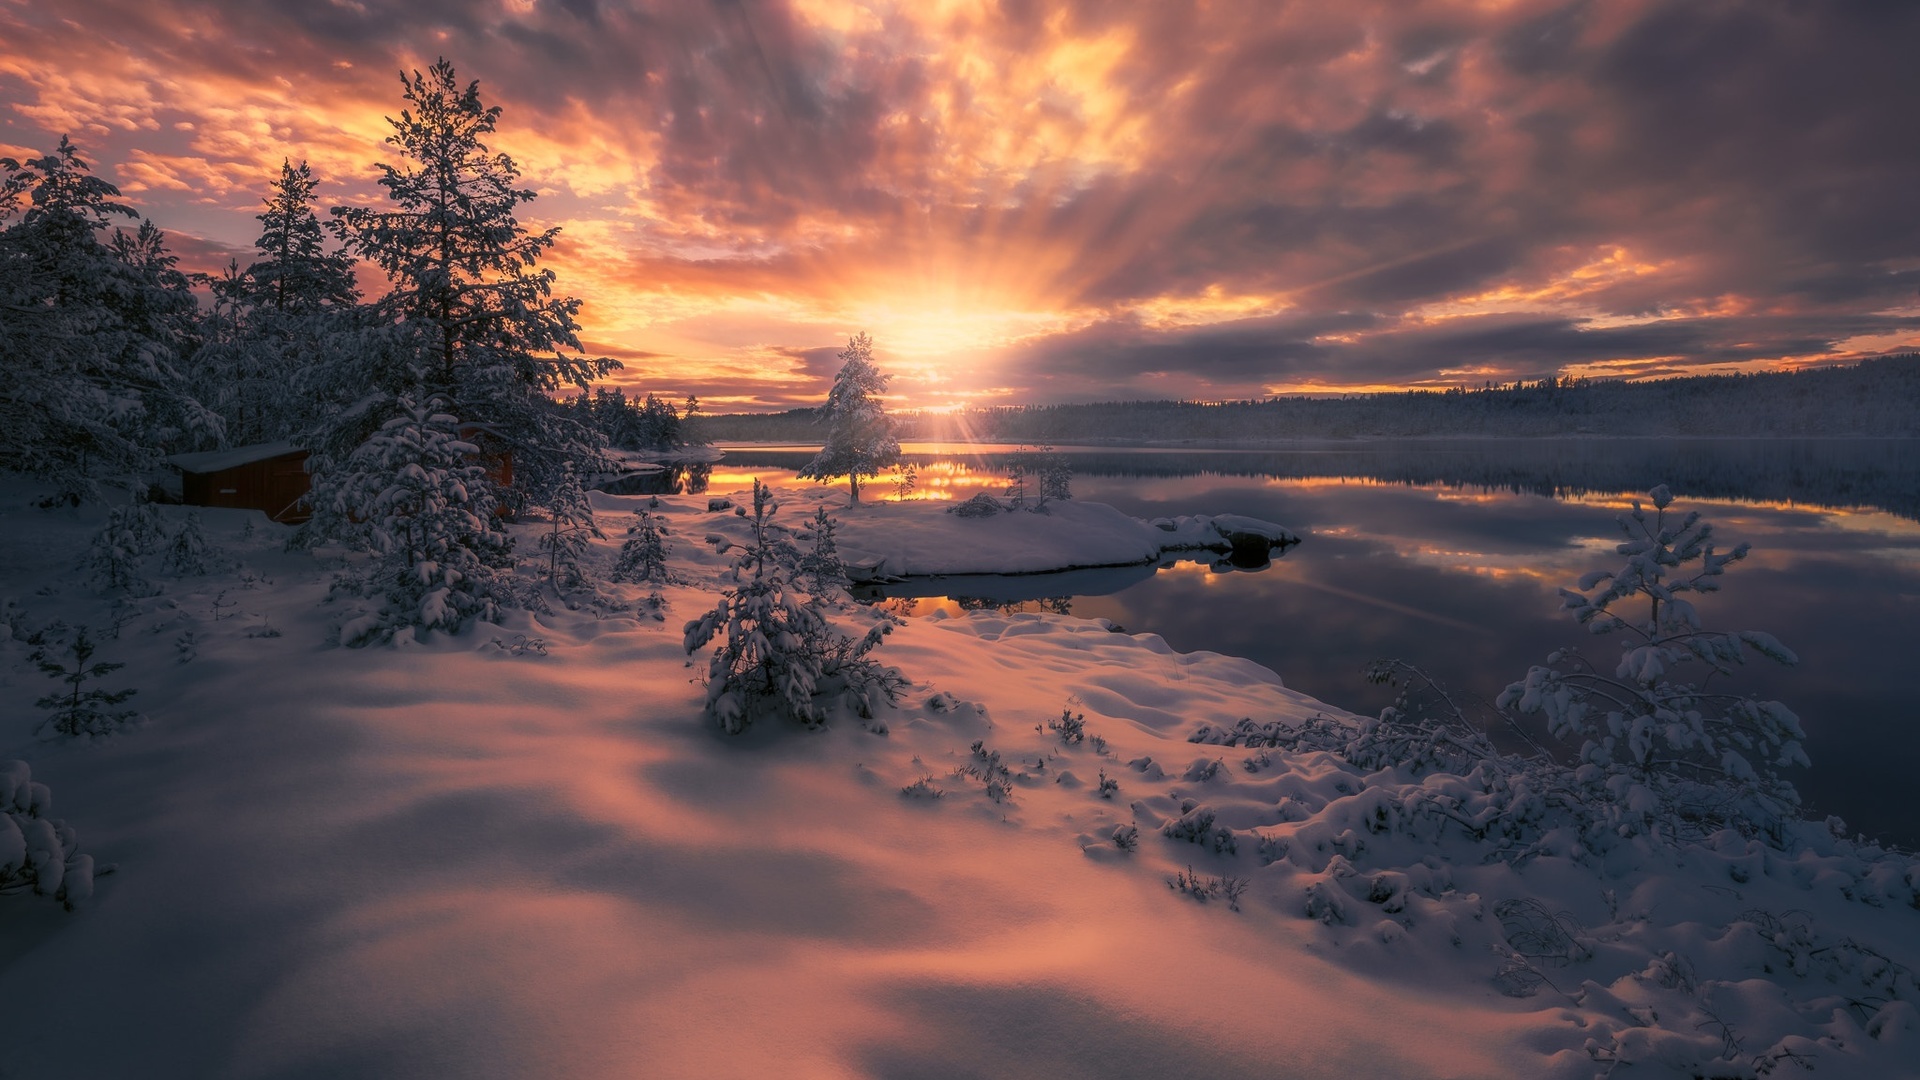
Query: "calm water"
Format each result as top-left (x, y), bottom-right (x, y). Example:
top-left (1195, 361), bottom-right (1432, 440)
top-left (701, 439), bottom-right (1920, 848)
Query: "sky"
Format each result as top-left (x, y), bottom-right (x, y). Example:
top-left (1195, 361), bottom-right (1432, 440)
top-left (3, 0), bottom-right (1917, 412)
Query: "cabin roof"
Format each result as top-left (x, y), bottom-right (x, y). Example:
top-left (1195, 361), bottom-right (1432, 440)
top-left (167, 441), bottom-right (307, 475)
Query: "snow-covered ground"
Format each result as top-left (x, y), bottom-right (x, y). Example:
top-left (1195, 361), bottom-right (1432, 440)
top-left (0, 481), bottom-right (1915, 1079)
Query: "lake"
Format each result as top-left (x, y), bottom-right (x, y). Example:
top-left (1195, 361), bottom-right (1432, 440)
top-left (693, 438), bottom-right (1920, 848)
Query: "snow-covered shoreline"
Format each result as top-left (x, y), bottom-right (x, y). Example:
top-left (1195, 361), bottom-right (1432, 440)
top-left (590, 488), bottom-right (1298, 581)
top-left (1, 481), bottom-right (1915, 1079)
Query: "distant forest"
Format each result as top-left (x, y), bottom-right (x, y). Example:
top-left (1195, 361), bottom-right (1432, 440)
top-left (703, 356), bottom-right (1920, 444)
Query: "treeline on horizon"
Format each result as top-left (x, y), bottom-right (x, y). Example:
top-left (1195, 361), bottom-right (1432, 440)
top-left (702, 356), bottom-right (1920, 444)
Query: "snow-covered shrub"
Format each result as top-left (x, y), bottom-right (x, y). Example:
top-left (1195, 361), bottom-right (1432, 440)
top-left (324, 395), bottom-right (513, 645)
top-left (612, 510), bottom-right (671, 584)
top-left (1498, 485), bottom-right (1806, 842)
top-left (0, 760), bottom-right (97, 910)
top-left (946, 492), bottom-right (1001, 518)
top-left (33, 626), bottom-right (139, 738)
top-left (1163, 803), bottom-right (1237, 853)
top-left (1048, 705), bottom-right (1086, 745)
top-left (957, 739), bottom-right (1015, 803)
top-left (899, 776), bottom-right (943, 799)
top-left (1168, 866), bottom-right (1247, 910)
top-left (682, 481), bottom-right (902, 732)
top-left (84, 499), bottom-right (163, 594)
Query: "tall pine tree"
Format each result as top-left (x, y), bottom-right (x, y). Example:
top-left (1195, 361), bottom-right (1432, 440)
top-left (326, 57), bottom-right (614, 473)
top-left (310, 58), bottom-right (616, 636)
top-left (247, 160), bottom-right (358, 315)
top-left (191, 159), bottom-right (361, 445)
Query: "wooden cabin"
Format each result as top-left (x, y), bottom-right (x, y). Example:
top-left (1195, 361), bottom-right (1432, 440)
top-left (167, 428), bottom-right (517, 525)
top-left (167, 442), bottom-right (313, 523)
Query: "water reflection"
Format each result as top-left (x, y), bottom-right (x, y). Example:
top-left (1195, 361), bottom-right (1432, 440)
top-left (717, 440), bottom-right (1920, 847)
top-left (595, 462), bottom-right (712, 496)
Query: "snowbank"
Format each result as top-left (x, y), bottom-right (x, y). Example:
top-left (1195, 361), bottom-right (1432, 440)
top-left (0, 480), bottom-right (1913, 1079)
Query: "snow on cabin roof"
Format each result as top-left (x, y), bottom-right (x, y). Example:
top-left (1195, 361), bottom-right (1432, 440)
top-left (166, 441), bottom-right (308, 474)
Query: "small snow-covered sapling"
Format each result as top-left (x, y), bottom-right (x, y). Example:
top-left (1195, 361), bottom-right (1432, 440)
top-left (613, 511), bottom-right (671, 584)
top-left (33, 627), bottom-right (139, 738)
top-left (1047, 706), bottom-right (1086, 745)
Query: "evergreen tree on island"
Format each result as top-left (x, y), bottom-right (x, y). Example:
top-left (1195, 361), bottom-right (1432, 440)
top-left (798, 332), bottom-right (899, 504)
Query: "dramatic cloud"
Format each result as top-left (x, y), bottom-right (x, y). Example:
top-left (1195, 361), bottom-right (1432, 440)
top-left (3, 0), bottom-right (1916, 408)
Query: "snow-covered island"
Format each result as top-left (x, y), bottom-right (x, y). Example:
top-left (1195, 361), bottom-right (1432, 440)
top-left (3, 480), bottom-right (1917, 1080)
top-left (592, 487), bottom-right (1299, 580)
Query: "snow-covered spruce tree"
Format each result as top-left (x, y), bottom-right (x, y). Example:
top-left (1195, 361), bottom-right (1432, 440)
top-left (84, 499), bottom-right (164, 595)
top-left (534, 462), bottom-right (601, 590)
top-left (34, 626), bottom-right (140, 738)
top-left (0, 760), bottom-right (98, 909)
top-left (796, 333), bottom-right (899, 504)
top-left (797, 506), bottom-right (847, 593)
top-left (0, 137), bottom-right (215, 497)
top-left (1498, 485), bottom-right (1806, 842)
top-left (612, 510), bottom-right (670, 584)
top-left (323, 58), bottom-right (614, 515)
top-left (683, 481), bottom-right (901, 733)
top-left (327, 393), bottom-right (512, 644)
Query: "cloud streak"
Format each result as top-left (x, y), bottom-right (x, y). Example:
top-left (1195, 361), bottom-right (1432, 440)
top-left (3, 0), bottom-right (1915, 408)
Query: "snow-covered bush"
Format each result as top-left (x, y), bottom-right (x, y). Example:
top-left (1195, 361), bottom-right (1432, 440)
top-left (1498, 485), bottom-right (1806, 842)
top-left (0, 760), bottom-right (97, 910)
top-left (682, 481), bottom-right (902, 733)
top-left (33, 626), bottom-right (139, 738)
top-left (325, 395), bottom-right (512, 644)
top-left (946, 492), bottom-right (1002, 518)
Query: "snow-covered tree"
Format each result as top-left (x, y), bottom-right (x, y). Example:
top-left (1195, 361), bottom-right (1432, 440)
top-left (84, 500), bottom-right (164, 595)
top-left (325, 58), bottom-right (613, 497)
top-left (682, 481), bottom-right (900, 732)
top-left (612, 510), bottom-right (671, 584)
top-left (797, 333), bottom-right (899, 503)
top-left (0, 137), bottom-right (214, 496)
top-left (797, 506), bottom-right (847, 592)
top-left (33, 626), bottom-right (140, 738)
top-left (246, 160), bottom-right (358, 315)
top-left (327, 394), bottom-right (512, 644)
top-left (1499, 485), bottom-right (1806, 841)
top-left (534, 462), bottom-right (600, 590)
top-left (189, 160), bottom-right (362, 445)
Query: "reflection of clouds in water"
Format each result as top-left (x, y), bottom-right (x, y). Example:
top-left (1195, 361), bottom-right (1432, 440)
top-left (797, 449), bottom-right (1920, 847)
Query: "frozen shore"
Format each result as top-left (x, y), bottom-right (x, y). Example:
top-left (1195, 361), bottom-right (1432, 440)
top-left (0, 481), bottom-right (1914, 1079)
